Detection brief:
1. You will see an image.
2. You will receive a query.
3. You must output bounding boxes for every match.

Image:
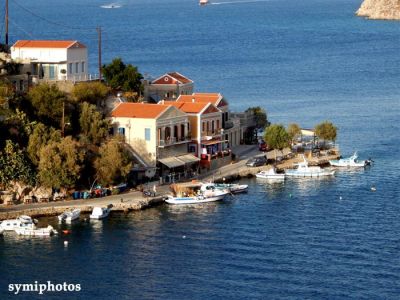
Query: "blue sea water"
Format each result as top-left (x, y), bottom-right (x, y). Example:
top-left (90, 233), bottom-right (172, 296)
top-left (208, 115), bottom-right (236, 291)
top-left (1, 0), bottom-right (400, 299)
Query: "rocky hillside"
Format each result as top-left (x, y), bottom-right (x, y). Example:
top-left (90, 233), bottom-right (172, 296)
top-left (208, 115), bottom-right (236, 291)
top-left (356, 0), bottom-right (400, 20)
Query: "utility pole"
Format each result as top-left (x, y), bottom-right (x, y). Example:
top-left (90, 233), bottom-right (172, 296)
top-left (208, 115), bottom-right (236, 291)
top-left (5, 0), bottom-right (9, 46)
top-left (97, 26), bottom-right (102, 81)
top-left (61, 100), bottom-right (65, 137)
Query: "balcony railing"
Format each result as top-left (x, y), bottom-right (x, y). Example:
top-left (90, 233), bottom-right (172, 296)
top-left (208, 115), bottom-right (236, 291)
top-left (158, 136), bottom-right (191, 147)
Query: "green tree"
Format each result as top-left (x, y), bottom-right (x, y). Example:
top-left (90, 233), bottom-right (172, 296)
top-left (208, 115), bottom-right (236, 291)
top-left (287, 123), bottom-right (301, 145)
top-left (27, 123), bottom-right (61, 166)
top-left (5, 109), bottom-right (36, 145)
top-left (0, 140), bottom-right (36, 189)
top-left (94, 138), bottom-right (132, 186)
top-left (0, 81), bottom-right (14, 115)
top-left (245, 106), bottom-right (268, 129)
top-left (38, 137), bottom-right (85, 189)
top-left (71, 81), bottom-right (110, 104)
top-left (28, 83), bottom-right (68, 127)
top-left (79, 102), bottom-right (110, 145)
top-left (102, 58), bottom-right (143, 93)
top-left (264, 124), bottom-right (290, 150)
top-left (315, 121), bottom-right (337, 143)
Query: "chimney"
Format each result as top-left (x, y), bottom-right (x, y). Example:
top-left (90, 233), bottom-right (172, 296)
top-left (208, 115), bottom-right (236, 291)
top-left (192, 97), bottom-right (195, 103)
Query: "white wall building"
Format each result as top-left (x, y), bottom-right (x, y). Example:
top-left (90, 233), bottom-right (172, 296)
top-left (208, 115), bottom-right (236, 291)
top-left (10, 40), bottom-right (88, 82)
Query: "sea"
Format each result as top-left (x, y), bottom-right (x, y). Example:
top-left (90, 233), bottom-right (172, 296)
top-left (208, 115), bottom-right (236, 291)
top-left (1, 0), bottom-right (400, 299)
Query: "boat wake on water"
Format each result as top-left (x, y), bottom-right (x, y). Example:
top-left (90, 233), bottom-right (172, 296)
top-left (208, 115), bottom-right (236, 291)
top-left (100, 2), bottom-right (122, 9)
top-left (210, 0), bottom-right (270, 5)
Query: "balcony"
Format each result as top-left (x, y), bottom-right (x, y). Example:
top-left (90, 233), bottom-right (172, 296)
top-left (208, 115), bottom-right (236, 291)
top-left (158, 136), bottom-right (191, 147)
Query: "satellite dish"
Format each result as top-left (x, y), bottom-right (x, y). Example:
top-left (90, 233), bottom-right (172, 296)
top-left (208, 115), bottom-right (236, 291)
top-left (145, 168), bottom-right (156, 179)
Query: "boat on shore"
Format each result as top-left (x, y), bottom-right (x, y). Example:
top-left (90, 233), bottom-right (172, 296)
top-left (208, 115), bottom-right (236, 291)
top-left (90, 205), bottom-right (112, 219)
top-left (0, 215), bottom-right (37, 231)
top-left (285, 156), bottom-right (335, 177)
top-left (329, 152), bottom-right (368, 167)
top-left (256, 168), bottom-right (285, 180)
top-left (15, 225), bottom-right (57, 237)
top-left (58, 209), bottom-right (81, 222)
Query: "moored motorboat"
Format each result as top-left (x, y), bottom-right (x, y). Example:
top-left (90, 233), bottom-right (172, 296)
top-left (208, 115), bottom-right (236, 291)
top-left (0, 215), bottom-right (37, 231)
top-left (15, 225), bottom-right (57, 237)
top-left (58, 209), bottom-right (81, 222)
top-left (201, 182), bottom-right (248, 194)
top-left (165, 189), bottom-right (228, 204)
top-left (90, 205), bottom-right (112, 219)
top-left (329, 152), bottom-right (367, 167)
top-left (256, 168), bottom-right (285, 180)
top-left (285, 155), bottom-right (335, 177)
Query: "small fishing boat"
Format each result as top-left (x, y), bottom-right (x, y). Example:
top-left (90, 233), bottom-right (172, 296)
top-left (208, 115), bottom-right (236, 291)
top-left (165, 189), bottom-right (228, 204)
top-left (329, 152), bottom-right (368, 167)
top-left (256, 168), bottom-right (285, 180)
top-left (0, 215), bottom-right (37, 231)
top-left (90, 205), bottom-right (112, 219)
top-left (15, 225), bottom-right (57, 237)
top-left (199, 0), bottom-right (209, 5)
top-left (285, 156), bottom-right (335, 177)
top-left (58, 209), bottom-right (81, 222)
top-left (201, 182), bottom-right (248, 194)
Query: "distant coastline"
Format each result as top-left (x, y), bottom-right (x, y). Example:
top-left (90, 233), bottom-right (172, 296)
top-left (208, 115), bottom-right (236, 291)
top-left (356, 0), bottom-right (400, 20)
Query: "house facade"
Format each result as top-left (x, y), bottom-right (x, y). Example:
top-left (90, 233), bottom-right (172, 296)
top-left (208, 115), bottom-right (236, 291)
top-left (10, 40), bottom-right (88, 82)
top-left (143, 72), bottom-right (193, 102)
top-left (109, 103), bottom-right (193, 167)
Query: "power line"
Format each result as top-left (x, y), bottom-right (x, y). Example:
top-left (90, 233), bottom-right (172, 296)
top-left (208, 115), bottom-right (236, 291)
top-left (8, 17), bottom-right (34, 39)
top-left (10, 0), bottom-right (94, 31)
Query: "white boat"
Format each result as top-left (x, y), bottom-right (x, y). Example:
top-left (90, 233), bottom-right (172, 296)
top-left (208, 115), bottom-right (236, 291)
top-left (0, 215), bottom-right (37, 231)
top-left (165, 189), bottom-right (228, 204)
top-left (201, 182), bottom-right (248, 194)
top-left (329, 152), bottom-right (367, 167)
top-left (15, 225), bottom-right (57, 237)
top-left (90, 205), bottom-right (112, 219)
top-left (285, 156), bottom-right (335, 177)
top-left (0, 228), bottom-right (4, 235)
top-left (199, 0), bottom-right (209, 5)
top-left (256, 168), bottom-right (285, 180)
top-left (58, 209), bottom-right (81, 222)
top-left (100, 3), bottom-right (121, 9)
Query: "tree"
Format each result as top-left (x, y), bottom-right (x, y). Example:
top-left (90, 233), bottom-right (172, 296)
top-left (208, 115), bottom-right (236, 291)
top-left (264, 124), bottom-right (290, 150)
top-left (71, 81), bottom-right (110, 104)
top-left (4, 109), bottom-right (36, 146)
top-left (102, 58), bottom-right (143, 93)
top-left (315, 121), bottom-right (337, 143)
top-left (79, 102), bottom-right (110, 145)
top-left (94, 138), bottom-right (132, 186)
top-left (0, 140), bottom-right (36, 189)
top-left (28, 83), bottom-right (68, 127)
top-left (287, 123), bottom-right (301, 145)
top-left (38, 137), bottom-right (85, 189)
top-left (27, 123), bottom-right (61, 166)
top-left (245, 106), bottom-right (268, 129)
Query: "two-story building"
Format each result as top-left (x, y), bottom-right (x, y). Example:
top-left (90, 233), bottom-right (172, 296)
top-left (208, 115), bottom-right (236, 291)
top-left (110, 103), bottom-right (199, 181)
top-left (143, 72), bottom-right (193, 103)
top-left (10, 40), bottom-right (88, 82)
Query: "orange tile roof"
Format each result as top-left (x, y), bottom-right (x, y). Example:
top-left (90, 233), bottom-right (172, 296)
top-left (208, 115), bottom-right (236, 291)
top-left (168, 102), bottom-right (209, 114)
top-left (151, 72), bottom-right (193, 85)
top-left (176, 93), bottom-right (227, 107)
top-left (13, 40), bottom-right (86, 49)
top-left (167, 72), bottom-right (192, 84)
top-left (111, 103), bottom-right (170, 119)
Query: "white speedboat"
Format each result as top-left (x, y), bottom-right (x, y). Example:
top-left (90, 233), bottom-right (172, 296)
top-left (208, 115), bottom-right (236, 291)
top-left (329, 152), bottom-right (367, 167)
top-left (165, 190), bottom-right (228, 205)
top-left (285, 156), bottom-right (335, 177)
top-left (0, 215), bottom-right (37, 231)
top-left (256, 168), bottom-right (285, 180)
top-left (15, 225), bottom-right (57, 237)
top-left (90, 205), bottom-right (112, 219)
top-left (199, 0), bottom-right (209, 5)
top-left (58, 209), bottom-right (81, 222)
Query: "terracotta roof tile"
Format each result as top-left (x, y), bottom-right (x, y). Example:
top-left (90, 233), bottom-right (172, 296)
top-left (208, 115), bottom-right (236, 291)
top-left (12, 40), bottom-right (86, 49)
top-left (111, 103), bottom-right (170, 119)
top-left (167, 72), bottom-right (192, 84)
top-left (151, 72), bottom-right (193, 85)
top-left (176, 93), bottom-right (227, 107)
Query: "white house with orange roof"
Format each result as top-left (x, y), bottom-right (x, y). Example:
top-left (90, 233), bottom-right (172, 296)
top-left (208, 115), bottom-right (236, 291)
top-left (143, 72), bottom-right (194, 102)
top-left (176, 92), bottom-right (241, 149)
top-left (109, 103), bottom-right (197, 169)
top-left (10, 40), bottom-right (88, 82)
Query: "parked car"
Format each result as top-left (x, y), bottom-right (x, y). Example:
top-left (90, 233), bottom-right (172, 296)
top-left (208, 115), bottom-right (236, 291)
top-left (246, 156), bottom-right (267, 167)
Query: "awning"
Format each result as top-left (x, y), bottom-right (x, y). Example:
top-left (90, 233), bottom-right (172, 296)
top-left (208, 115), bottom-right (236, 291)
top-left (201, 139), bottom-right (228, 146)
top-left (177, 154), bottom-right (200, 164)
top-left (158, 157), bottom-right (185, 168)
